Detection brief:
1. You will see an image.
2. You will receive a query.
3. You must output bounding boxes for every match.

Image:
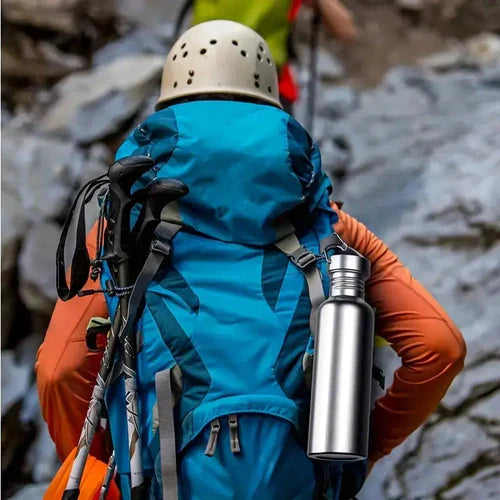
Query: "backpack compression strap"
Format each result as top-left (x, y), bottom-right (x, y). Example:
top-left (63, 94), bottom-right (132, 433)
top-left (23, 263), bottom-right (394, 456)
top-left (155, 368), bottom-right (178, 500)
top-left (274, 232), bottom-right (325, 334)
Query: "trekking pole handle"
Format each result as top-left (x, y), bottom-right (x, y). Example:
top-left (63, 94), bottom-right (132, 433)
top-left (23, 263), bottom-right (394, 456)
top-left (132, 178), bottom-right (189, 248)
top-left (106, 156), bottom-right (154, 262)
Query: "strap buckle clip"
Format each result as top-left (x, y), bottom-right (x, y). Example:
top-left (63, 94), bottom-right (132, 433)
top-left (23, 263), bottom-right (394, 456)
top-left (151, 238), bottom-right (172, 257)
top-left (291, 250), bottom-right (317, 269)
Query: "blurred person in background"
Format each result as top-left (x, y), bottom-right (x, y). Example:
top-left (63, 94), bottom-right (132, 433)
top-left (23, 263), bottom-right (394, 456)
top-left (37, 17), bottom-right (466, 500)
top-left (180, 0), bottom-right (357, 112)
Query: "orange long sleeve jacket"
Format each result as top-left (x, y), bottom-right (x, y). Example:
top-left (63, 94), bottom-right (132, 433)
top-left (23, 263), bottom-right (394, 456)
top-left (36, 204), bottom-right (466, 467)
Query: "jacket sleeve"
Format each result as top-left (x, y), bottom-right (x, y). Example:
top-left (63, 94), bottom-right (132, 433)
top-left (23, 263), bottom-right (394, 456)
top-left (332, 204), bottom-right (466, 463)
top-left (35, 221), bottom-right (108, 461)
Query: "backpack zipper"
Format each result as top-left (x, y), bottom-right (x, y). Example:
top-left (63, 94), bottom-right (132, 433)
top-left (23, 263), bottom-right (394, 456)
top-left (204, 418), bottom-right (221, 457)
top-left (228, 414), bottom-right (241, 454)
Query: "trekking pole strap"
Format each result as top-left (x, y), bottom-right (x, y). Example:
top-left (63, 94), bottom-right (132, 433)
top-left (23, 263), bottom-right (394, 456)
top-left (118, 221), bottom-right (182, 343)
top-left (56, 175), bottom-right (108, 301)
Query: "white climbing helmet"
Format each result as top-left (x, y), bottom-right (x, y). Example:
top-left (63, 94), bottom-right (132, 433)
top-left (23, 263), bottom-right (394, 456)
top-left (155, 20), bottom-right (282, 110)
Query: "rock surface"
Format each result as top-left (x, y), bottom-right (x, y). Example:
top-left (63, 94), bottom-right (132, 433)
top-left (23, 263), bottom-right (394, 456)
top-left (1, 351), bottom-right (31, 415)
top-left (324, 60), bottom-right (500, 500)
top-left (442, 465), bottom-right (500, 499)
top-left (2, 0), bottom-right (114, 34)
top-left (1, 125), bottom-right (87, 222)
top-left (2, 0), bottom-right (500, 495)
top-left (40, 54), bottom-right (163, 143)
top-left (18, 221), bottom-right (61, 315)
top-left (8, 484), bottom-right (51, 500)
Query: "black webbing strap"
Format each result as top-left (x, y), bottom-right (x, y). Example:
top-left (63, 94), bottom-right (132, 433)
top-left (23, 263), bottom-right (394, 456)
top-left (117, 221), bottom-right (182, 343)
top-left (56, 175), bottom-right (107, 301)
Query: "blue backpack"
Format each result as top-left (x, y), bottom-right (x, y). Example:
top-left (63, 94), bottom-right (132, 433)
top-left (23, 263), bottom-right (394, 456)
top-left (102, 100), bottom-right (367, 500)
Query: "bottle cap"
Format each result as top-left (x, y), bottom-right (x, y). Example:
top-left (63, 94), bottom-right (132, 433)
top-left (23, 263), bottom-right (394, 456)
top-left (328, 253), bottom-right (371, 281)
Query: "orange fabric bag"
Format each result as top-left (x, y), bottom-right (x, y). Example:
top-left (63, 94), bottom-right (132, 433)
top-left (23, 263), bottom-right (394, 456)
top-left (43, 447), bottom-right (121, 500)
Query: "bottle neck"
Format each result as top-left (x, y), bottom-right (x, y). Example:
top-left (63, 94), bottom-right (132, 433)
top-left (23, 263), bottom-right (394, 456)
top-left (329, 269), bottom-right (366, 299)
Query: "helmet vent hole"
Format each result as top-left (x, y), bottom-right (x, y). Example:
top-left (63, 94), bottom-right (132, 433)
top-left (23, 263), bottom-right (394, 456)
top-left (181, 43), bottom-right (186, 49)
top-left (241, 50), bottom-right (247, 57)
top-left (200, 48), bottom-right (207, 54)
top-left (210, 39), bottom-right (217, 45)
top-left (267, 58), bottom-right (271, 65)
top-left (183, 51), bottom-right (188, 57)
top-left (259, 45), bottom-right (264, 52)
top-left (173, 82), bottom-right (178, 88)
top-left (187, 79), bottom-right (193, 85)
top-left (189, 70), bottom-right (195, 76)
top-left (232, 40), bottom-right (238, 46)
top-left (254, 73), bottom-right (260, 79)
top-left (257, 54), bottom-right (262, 61)
top-left (267, 86), bottom-right (272, 93)
top-left (173, 54), bottom-right (177, 61)
top-left (254, 82), bottom-right (260, 88)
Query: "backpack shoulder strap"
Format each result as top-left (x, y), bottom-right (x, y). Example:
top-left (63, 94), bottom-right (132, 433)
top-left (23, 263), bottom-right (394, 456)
top-left (274, 232), bottom-right (325, 334)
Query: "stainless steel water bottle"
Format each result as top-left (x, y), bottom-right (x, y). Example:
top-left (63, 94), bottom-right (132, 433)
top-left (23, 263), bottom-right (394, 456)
top-left (308, 249), bottom-right (375, 461)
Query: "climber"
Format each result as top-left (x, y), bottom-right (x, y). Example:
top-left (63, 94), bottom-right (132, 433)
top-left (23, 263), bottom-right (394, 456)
top-left (37, 20), bottom-right (465, 500)
top-left (180, 0), bottom-right (357, 111)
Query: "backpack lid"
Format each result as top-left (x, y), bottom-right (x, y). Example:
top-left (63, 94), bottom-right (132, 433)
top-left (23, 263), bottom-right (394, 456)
top-left (117, 100), bottom-right (331, 246)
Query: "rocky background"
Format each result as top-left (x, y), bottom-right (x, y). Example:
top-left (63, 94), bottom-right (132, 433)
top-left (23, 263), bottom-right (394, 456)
top-left (2, 0), bottom-right (500, 498)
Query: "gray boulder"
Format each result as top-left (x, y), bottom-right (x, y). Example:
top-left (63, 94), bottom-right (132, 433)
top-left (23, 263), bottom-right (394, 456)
top-left (40, 54), bottom-right (163, 143)
top-left (442, 359), bottom-right (500, 411)
top-left (402, 418), bottom-right (498, 498)
top-left (1, 189), bottom-right (27, 344)
top-left (3, 0), bottom-right (82, 33)
top-left (93, 23), bottom-right (174, 66)
top-left (1, 351), bottom-right (31, 415)
top-left (117, 0), bottom-right (184, 28)
top-left (18, 221), bottom-right (61, 315)
top-left (2, 31), bottom-right (86, 82)
top-left (2, 125), bottom-right (87, 222)
top-left (442, 465), bottom-right (500, 499)
top-left (468, 390), bottom-right (500, 430)
top-left (3, 0), bottom-right (114, 34)
top-left (7, 483), bottom-right (50, 500)
top-left (320, 63), bottom-right (500, 498)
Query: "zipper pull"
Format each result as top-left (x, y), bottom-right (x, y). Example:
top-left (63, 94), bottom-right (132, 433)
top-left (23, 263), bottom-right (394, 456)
top-left (204, 418), bottom-right (221, 457)
top-left (228, 414), bottom-right (241, 454)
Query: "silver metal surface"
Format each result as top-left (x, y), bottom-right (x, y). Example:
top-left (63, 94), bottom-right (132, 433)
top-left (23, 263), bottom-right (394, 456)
top-left (328, 254), bottom-right (371, 298)
top-left (308, 253), bottom-right (375, 461)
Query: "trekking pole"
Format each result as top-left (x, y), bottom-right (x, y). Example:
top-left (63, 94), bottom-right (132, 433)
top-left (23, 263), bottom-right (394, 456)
top-left (306, 0), bottom-right (321, 135)
top-left (99, 451), bottom-right (116, 500)
top-left (105, 157), bottom-right (164, 500)
top-left (63, 156), bottom-right (154, 500)
top-left (121, 178), bottom-right (189, 500)
top-left (131, 179), bottom-right (189, 250)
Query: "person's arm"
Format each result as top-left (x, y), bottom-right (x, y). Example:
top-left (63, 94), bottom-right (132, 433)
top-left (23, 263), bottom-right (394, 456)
top-left (35, 221), bottom-right (108, 461)
top-left (319, 0), bottom-right (357, 41)
top-left (332, 204), bottom-right (466, 465)
top-left (304, 0), bottom-right (358, 41)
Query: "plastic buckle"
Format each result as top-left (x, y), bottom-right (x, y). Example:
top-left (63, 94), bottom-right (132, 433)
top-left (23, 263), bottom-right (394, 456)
top-left (292, 251), bottom-right (317, 269)
top-left (151, 238), bottom-right (171, 257)
top-left (106, 279), bottom-right (116, 297)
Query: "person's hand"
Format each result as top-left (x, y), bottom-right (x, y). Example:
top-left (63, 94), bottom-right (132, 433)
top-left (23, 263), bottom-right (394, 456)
top-left (305, 0), bottom-right (358, 42)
